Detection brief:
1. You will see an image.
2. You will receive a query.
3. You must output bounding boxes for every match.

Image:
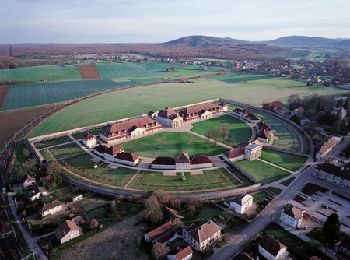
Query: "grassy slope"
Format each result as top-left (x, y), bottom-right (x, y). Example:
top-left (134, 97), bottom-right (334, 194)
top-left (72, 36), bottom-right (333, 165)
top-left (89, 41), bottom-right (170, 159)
top-left (29, 76), bottom-right (347, 137)
top-left (235, 160), bottom-right (290, 184)
top-left (260, 149), bottom-right (306, 171)
top-left (191, 114), bottom-right (252, 146)
top-left (121, 132), bottom-right (226, 157)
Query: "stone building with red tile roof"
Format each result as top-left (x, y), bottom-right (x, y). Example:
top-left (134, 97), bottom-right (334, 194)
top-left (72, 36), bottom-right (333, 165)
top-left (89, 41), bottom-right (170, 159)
top-left (55, 220), bottom-right (83, 244)
top-left (157, 107), bottom-right (184, 128)
top-left (280, 204), bottom-right (308, 229)
top-left (82, 132), bottom-right (97, 148)
top-left (258, 235), bottom-right (288, 260)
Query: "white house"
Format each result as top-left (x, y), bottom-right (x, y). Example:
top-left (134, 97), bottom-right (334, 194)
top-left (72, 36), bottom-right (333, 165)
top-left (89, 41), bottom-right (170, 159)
top-left (190, 156), bottom-right (213, 169)
top-left (258, 235), bottom-right (288, 260)
top-left (55, 220), bottom-right (83, 244)
top-left (115, 152), bottom-right (139, 166)
top-left (244, 143), bottom-right (262, 161)
top-left (151, 157), bottom-right (176, 170)
top-left (175, 152), bottom-right (191, 170)
top-left (279, 204), bottom-right (306, 229)
top-left (23, 175), bottom-right (36, 189)
top-left (94, 145), bottom-right (124, 162)
top-left (29, 187), bottom-right (49, 202)
top-left (82, 133), bottom-right (97, 149)
top-left (167, 246), bottom-right (193, 260)
top-left (42, 201), bottom-right (65, 217)
top-left (314, 162), bottom-right (350, 189)
top-left (224, 194), bottom-right (253, 214)
top-left (183, 220), bottom-right (221, 251)
top-left (157, 107), bottom-right (184, 128)
top-left (72, 194), bottom-right (83, 202)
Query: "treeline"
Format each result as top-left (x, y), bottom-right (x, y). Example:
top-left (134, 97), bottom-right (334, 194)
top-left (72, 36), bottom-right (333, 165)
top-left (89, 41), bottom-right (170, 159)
top-left (288, 94), bottom-right (350, 135)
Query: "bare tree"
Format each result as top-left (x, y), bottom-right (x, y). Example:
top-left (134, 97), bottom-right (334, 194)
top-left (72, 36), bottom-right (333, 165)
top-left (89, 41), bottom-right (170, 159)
top-left (144, 195), bottom-right (163, 224)
top-left (47, 160), bottom-right (62, 190)
top-left (151, 243), bottom-right (169, 260)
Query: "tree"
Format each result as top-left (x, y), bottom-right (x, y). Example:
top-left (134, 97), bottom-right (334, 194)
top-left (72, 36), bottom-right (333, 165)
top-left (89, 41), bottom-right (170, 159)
top-left (323, 213), bottom-right (340, 246)
top-left (144, 195), bottom-right (163, 224)
top-left (221, 123), bottom-right (229, 142)
top-left (287, 94), bottom-right (301, 110)
top-left (151, 243), bottom-right (168, 260)
top-left (47, 160), bottom-right (62, 190)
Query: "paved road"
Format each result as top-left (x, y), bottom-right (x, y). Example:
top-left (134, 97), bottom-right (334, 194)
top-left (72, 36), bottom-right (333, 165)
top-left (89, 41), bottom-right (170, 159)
top-left (209, 168), bottom-right (314, 260)
top-left (7, 192), bottom-right (48, 260)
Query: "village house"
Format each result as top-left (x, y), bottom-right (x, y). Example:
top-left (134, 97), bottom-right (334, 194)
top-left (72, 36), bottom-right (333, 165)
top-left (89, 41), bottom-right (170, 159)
top-left (167, 245), bottom-right (193, 260)
top-left (314, 161), bottom-right (350, 189)
top-left (82, 132), bottom-right (97, 148)
top-left (280, 204), bottom-right (308, 229)
top-left (224, 194), bottom-right (253, 214)
top-left (223, 142), bottom-right (262, 162)
top-left (42, 200), bottom-right (65, 217)
top-left (256, 122), bottom-right (271, 143)
top-left (151, 157), bottom-right (176, 170)
top-left (157, 107), bottom-right (184, 128)
top-left (258, 235), bottom-right (288, 260)
top-left (23, 175), bottom-right (36, 189)
top-left (94, 144), bottom-right (124, 161)
top-left (182, 220), bottom-right (221, 251)
top-left (55, 220), bottom-right (83, 244)
top-left (99, 116), bottom-right (161, 143)
top-left (144, 221), bottom-right (179, 244)
top-left (29, 186), bottom-right (49, 202)
top-left (176, 152), bottom-right (191, 170)
top-left (190, 155), bottom-right (213, 169)
top-left (315, 136), bottom-right (342, 160)
top-left (179, 102), bottom-right (224, 122)
top-left (115, 152), bottom-right (139, 166)
top-left (233, 108), bottom-right (260, 123)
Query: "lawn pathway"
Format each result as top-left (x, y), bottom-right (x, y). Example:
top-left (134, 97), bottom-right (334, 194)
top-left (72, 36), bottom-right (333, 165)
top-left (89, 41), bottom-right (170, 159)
top-left (256, 158), bottom-right (293, 174)
top-left (187, 130), bottom-right (232, 149)
top-left (124, 170), bottom-right (141, 188)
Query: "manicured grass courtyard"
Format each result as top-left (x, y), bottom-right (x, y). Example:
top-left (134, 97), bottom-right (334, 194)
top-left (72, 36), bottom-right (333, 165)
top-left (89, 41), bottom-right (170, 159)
top-left (235, 160), bottom-right (290, 184)
top-left (127, 168), bottom-right (240, 191)
top-left (48, 143), bottom-right (84, 160)
top-left (191, 114), bottom-right (252, 146)
top-left (63, 154), bottom-right (138, 188)
top-left (35, 135), bottom-right (73, 149)
top-left (121, 132), bottom-right (226, 157)
top-left (261, 149), bottom-right (306, 171)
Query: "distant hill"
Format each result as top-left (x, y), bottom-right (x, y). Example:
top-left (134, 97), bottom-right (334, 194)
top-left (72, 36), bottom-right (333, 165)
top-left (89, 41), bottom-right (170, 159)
top-left (163, 35), bottom-right (248, 47)
top-left (164, 35), bottom-right (350, 48)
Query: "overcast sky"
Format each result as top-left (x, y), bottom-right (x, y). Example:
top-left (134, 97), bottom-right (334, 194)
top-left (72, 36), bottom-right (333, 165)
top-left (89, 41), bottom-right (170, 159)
top-left (0, 0), bottom-right (349, 43)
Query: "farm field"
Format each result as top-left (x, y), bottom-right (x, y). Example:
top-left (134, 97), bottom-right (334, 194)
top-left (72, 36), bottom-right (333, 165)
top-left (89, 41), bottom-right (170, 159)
top-left (256, 111), bottom-right (304, 152)
top-left (260, 148), bottom-right (306, 171)
top-left (63, 154), bottom-right (138, 188)
top-left (235, 159), bottom-right (290, 184)
top-left (29, 76), bottom-right (347, 137)
top-left (1, 79), bottom-right (125, 111)
top-left (208, 72), bottom-right (275, 83)
top-left (127, 168), bottom-right (240, 191)
top-left (121, 132), bottom-right (226, 158)
top-left (0, 64), bottom-right (81, 83)
top-left (191, 114), bottom-right (252, 146)
top-left (0, 104), bottom-right (56, 151)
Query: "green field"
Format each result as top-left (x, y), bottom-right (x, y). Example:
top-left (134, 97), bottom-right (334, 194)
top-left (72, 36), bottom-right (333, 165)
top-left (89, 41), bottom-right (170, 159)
top-left (191, 114), bottom-right (252, 146)
top-left (261, 149), bottom-right (306, 171)
top-left (208, 72), bottom-right (275, 83)
top-left (121, 132), bottom-right (226, 157)
top-left (0, 64), bottom-right (81, 83)
top-left (34, 135), bottom-right (73, 149)
top-left (48, 143), bottom-right (84, 160)
top-left (29, 75), bottom-right (347, 137)
top-left (235, 159), bottom-right (290, 184)
top-left (1, 80), bottom-right (125, 111)
top-left (63, 154), bottom-right (138, 187)
top-left (256, 111), bottom-right (304, 152)
top-left (127, 168), bottom-right (240, 191)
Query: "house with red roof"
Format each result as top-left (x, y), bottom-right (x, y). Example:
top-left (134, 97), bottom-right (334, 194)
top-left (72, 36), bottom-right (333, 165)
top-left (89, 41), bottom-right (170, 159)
top-left (190, 155), bottom-right (213, 169)
top-left (179, 102), bottom-right (223, 122)
top-left (55, 220), bottom-right (83, 244)
top-left (157, 107), bottom-right (184, 128)
top-left (224, 142), bottom-right (262, 162)
top-left (167, 245), bottom-right (193, 260)
top-left (94, 144), bottom-right (124, 162)
top-left (258, 235), bottom-right (288, 260)
top-left (280, 204), bottom-right (308, 229)
top-left (315, 136), bottom-right (341, 160)
top-left (176, 152), bottom-right (191, 170)
top-left (151, 157), bottom-right (176, 170)
top-left (183, 220), bottom-right (221, 251)
top-left (115, 152), bottom-right (139, 166)
top-left (82, 132), bottom-right (96, 149)
top-left (144, 221), bottom-right (180, 244)
top-left (225, 194), bottom-right (253, 214)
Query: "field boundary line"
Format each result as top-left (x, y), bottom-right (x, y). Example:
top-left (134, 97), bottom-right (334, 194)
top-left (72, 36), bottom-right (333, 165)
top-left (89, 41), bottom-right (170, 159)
top-left (124, 170), bottom-right (141, 188)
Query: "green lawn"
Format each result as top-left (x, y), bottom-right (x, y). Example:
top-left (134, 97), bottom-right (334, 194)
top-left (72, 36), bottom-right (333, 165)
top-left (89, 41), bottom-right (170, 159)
top-left (63, 154), bottom-right (138, 187)
top-left (264, 223), bottom-right (327, 260)
top-left (261, 149), bottom-right (306, 171)
top-left (35, 135), bottom-right (73, 149)
top-left (281, 176), bottom-right (296, 186)
top-left (127, 168), bottom-right (239, 191)
top-left (121, 132), bottom-right (226, 157)
top-left (267, 187), bottom-right (282, 196)
top-left (252, 190), bottom-right (272, 202)
top-left (48, 143), bottom-right (84, 160)
top-left (191, 114), bottom-right (251, 146)
top-left (29, 76), bottom-right (347, 137)
top-left (182, 206), bottom-right (223, 224)
top-left (235, 160), bottom-right (290, 184)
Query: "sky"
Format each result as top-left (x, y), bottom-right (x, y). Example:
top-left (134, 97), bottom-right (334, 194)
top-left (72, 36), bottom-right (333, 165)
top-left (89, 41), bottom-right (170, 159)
top-left (0, 0), bottom-right (350, 43)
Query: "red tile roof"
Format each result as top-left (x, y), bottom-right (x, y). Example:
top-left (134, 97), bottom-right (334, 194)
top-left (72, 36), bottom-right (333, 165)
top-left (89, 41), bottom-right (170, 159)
top-left (259, 235), bottom-right (285, 256)
top-left (158, 107), bottom-right (178, 119)
top-left (152, 157), bottom-right (176, 165)
top-left (190, 155), bottom-right (212, 165)
top-left (224, 147), bottom-right (244, 159)
top-left (318, 136), bottom-right (341, 155)
top-left (146, 221), bottom-right (173, 241)
top-left (56, 220), bottom-right (80, 240)
top-left (283, 204), bottom-right (304, 219)
top-left (102, 116), bottom-right (157, 136)
top-left (83, 133), bottom-right (94, 140)
top-left (116, 152), bottom-right (138, 162)
top-left (176, 246), bottom-right (193, 260)
top-left (105, 145), bottom-right (124, 156)
top-left (176, 152), bottom-right (190, 163)
top-left (184, 220), bottom-right (221, 244)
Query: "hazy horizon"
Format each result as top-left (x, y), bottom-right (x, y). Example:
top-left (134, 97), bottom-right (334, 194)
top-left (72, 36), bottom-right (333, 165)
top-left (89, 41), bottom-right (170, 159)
top-left (1, 0), bottom-right (350, 44)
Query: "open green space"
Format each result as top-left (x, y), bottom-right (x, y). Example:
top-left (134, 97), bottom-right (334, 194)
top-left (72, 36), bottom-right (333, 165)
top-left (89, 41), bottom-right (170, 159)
top-left (208, 72), bottom-right (275, 83)
top-left (267, 187), bottom-right (282, 196)
top-left (121, 132), bottom-right (226, 157)
top-left (281, 176), bottom-right (296, 186)
top-left (63, 154), bottom-right (138, 187)
top-left (235, 160), bottom-right (290, 184)
top-left (264, 223), bottom-right (327, 260)
top-left (261, 148), bottom-right (306, 171)
top-left (256, 111), bottom-right (304, 152)
top-left (191, 114), bottom-right (252, 146)
top-left (48, 143), bottom-right (84, 160)
top-left (127, 168), bottom-right (240, 191)
top-left (181, 206), bottom-right (223, 224)
top-left (35, 135), bottom-right (73, 149)
top-left (0, 64), bottom-right (81, 83)
top-left (29, 76), bottom-right (347, 137)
